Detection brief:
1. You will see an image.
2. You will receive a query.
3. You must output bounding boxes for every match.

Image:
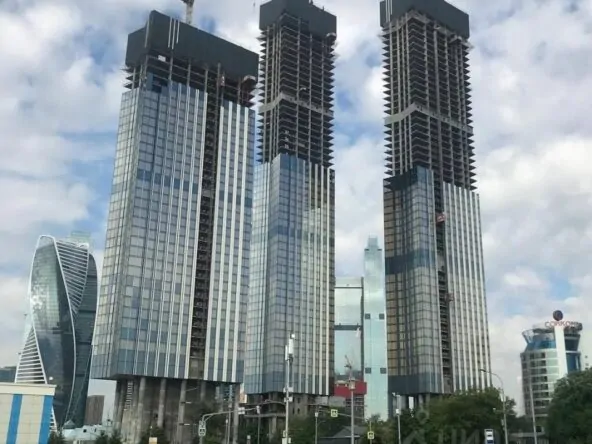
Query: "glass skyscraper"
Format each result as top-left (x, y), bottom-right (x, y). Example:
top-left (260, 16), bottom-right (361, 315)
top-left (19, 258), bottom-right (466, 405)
top-left (244, 0), bottom-right (337, 414)
top-left (363, 238), bottom-right (389, 419)
top-left (334, 277), bottom-right (364, 418)
top-left (381, 0), bottom-right (491, 410)
top-left (90, 10), bottom-right (258, 443)
top-left (15, 235), bottom-right (97, 427)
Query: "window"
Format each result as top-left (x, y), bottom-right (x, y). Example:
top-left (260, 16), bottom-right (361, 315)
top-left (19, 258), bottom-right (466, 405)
top-left (380, 368), bottom-right (387, 374)
top-left (365, 368), bottom-right (372, 374)
top-left (379, 313), bottom-right (385, 320)
top-left (364, 314), bottom-right (371, 320)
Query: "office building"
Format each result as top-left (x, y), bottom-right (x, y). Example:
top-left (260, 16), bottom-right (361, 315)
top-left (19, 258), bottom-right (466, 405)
top-left (362, 238), bottom-right (388, 419)
top-left (380, 0), bottom-right (491, 410)
top-left (84, 395), bottom-right (105, 425)
top-left (334, 277), bottom-right (365, 419)
top-left (15, 235), bottom-right (97, 427)
top-left (0, 367), bottom-right (16, 383)
top-left (244, 0), bottom-right (337, 418)
top-left (90, 10), bottom-right (257, 443)
top-left (521, 311), bottom-right (583, 423)
top-left (0, 382), bottom-right (55, 444)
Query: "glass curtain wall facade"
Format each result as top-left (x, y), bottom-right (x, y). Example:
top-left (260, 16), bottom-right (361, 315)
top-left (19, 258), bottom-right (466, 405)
top-left (90, 10), bottom-right (257, 443)
top-left (521, 320), bottom-right (583, 422)
top-left (380, 0), bottom-right (491, 411)
top-left (244, 0), bottom-right (337, 415)
top-left (363, 238), bottom-right (388, 419)
top-left (334, 278), bottom-right (364, 418)
top-left (15, 235), bottom-right (97, 428)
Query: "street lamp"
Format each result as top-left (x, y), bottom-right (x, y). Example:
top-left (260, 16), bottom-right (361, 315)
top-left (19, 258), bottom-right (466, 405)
top-left (314, 408), bottom-right (319, 444)
top-left (284, 333), bottom-right (295, 444)
top-left (479, 369), bottom-right (508, 444)
top-left (526, 373), bottom-right (539, 444)
top-left (392, 393), bottom-right (402, 444)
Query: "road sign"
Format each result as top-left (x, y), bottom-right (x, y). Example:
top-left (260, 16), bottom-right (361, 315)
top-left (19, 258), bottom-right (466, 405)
top-left (148, 438), bottom-right (157, 444)
top-left (484, 429), bottom-right (494, 444)
top-left (367, 431), bottom-right (375, 441)
top-left (330, 409), bottom-right (338, 418)
top-left (198, 427), bottom-right (206, 437)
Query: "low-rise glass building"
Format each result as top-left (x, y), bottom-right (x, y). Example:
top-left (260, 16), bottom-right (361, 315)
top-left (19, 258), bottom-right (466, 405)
top-left (521, 311), bottom-right (583, 423)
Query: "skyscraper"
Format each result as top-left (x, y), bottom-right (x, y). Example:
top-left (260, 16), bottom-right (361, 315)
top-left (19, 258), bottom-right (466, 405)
top-left (362, 238), bottom-right (388, 419)
top-left (334, 277), bottom-right (365, 419)
top-left (15, 235), bottom-right (97, 427)
top-left (244, 0), bottom-right (337, 412)
top-left (90, 10), bottom-right (257, 442)
top-left (380, 0), bottom-right (491, 409)
top-left (0, 366), bottom-right (16, 383)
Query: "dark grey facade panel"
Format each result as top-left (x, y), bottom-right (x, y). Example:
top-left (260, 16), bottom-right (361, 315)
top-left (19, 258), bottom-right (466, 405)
top-left (126, 10), bottom-right (258, 79)
top-left (260, 0), bottom-right (336, 35)
top-left (379, 0), bottom-right (469, 38)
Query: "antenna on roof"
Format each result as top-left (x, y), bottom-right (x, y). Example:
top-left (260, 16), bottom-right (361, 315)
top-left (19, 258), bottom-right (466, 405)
top-left (180, 0), bottom-right (195, 25)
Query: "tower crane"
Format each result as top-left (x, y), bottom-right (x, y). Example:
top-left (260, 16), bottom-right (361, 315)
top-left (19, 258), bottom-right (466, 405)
top-left (180, 0), bottom-right (194, 25)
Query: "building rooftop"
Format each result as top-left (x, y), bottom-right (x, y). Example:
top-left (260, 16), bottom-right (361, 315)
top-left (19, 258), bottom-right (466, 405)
top-left (126, 10), bottom-right (259, 80)
top-left (260, 0), bottom-right (337, 35)
top-left (379, 0), bottom-right (470, 38)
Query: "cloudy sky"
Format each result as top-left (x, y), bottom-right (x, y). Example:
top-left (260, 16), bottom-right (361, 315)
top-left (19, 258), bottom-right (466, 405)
top-left (1, 0), bottom-right (592, 418)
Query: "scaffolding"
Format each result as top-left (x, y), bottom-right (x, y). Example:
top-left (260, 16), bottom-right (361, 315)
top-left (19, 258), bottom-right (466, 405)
top-left (258, 11), bottom-right (336, 168)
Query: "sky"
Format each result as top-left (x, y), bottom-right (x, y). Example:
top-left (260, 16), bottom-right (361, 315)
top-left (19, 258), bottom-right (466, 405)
top-left (1, 0), bottom-right (592, 419)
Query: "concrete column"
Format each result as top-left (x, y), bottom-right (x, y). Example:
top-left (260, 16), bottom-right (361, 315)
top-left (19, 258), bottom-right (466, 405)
top-left (177, 379), bottom-right (188, 444)
top-left (232, 384), bottom-right (240, 444)
top-left (113, 380), bottom-right (123, 431)
top-left (157, 378), bottom-right (167, 428)
top-left (133, 377), bottom-right (147, 444)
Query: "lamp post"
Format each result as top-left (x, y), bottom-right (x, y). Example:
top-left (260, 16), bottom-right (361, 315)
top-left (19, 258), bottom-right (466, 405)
top-left (257, 405), bottom-right (261, 444)
top-left (314, 409), bottom-right (319, 444)
top-left (392, 393), bottom-right (402, 444)
top-left (284, 333), bottom-right (295, 444)
top-left (527, 373), bottom-right (539, 444)
top-left (480, 368), bottom-right (508, 444)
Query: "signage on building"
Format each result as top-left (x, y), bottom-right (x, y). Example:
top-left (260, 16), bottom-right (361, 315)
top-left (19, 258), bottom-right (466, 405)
top-left (545, 320), bottom-right (583, 330)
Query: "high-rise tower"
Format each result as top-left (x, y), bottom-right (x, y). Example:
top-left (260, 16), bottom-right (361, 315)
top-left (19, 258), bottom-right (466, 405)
top-left (380, 0), bottom-right (491, 410)
top-left (363, 237), bottom-right (389, 419)
top-left (244, 0), bottom-right (337, 414)
top-left (16, 235), bottom-right (97, 428)
top-left (91, 10), bottom-right (258, 442)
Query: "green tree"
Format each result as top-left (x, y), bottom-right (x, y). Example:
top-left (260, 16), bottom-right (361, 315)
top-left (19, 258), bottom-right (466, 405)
top-left (138, 426), bottom-right (169, 444)
top-left (427, 388), bottom-right (510, 444)
top-left (546, 367), bottom-right (592, 444)
top-left (95, 431), bottom-right (109, 444)
top-left (109, 430), bottom-right (124, 444)
top-left (48, 430), bottom-right (66, 444)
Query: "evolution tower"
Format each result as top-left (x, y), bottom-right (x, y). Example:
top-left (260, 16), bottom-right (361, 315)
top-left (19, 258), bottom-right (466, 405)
top-left (91, 10), bottom-right (257, 443)
top-left (380, 0), bottom-right (491, 409)
top-left (16, 234), bottom-right (97, 427)
top-left (244, 0), bottom-right (337, 414)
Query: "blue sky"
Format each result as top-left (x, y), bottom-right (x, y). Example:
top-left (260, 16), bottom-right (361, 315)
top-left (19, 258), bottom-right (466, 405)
top-left (1, 0), bottom-right (592, 416)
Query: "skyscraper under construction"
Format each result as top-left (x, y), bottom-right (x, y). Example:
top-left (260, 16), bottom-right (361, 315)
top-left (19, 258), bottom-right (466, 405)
top-left (91, 9), bottom-right (258, 443)
top-left (380, 0), bottom-right (492, 411)
top-left (244, 0), bottom-right (337, 421)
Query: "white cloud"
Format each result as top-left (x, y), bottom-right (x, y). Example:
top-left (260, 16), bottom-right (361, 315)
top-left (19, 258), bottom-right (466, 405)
top-left (0, 0), bottom-right (590, 419)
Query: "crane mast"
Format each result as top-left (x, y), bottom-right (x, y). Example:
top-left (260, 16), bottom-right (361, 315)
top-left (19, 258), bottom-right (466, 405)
top-left (180, 0), bottom-right (194, 25)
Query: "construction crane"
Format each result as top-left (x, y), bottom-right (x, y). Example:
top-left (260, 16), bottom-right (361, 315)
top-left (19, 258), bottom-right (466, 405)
top-left (180, 0), bottom-right (195, 25)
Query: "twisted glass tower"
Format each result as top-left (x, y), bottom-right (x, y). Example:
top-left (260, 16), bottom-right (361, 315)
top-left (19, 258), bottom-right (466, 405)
top-left (15, 235), bottom-right (97, 427)
top-left (381, 0), bottom-right (491, 410)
